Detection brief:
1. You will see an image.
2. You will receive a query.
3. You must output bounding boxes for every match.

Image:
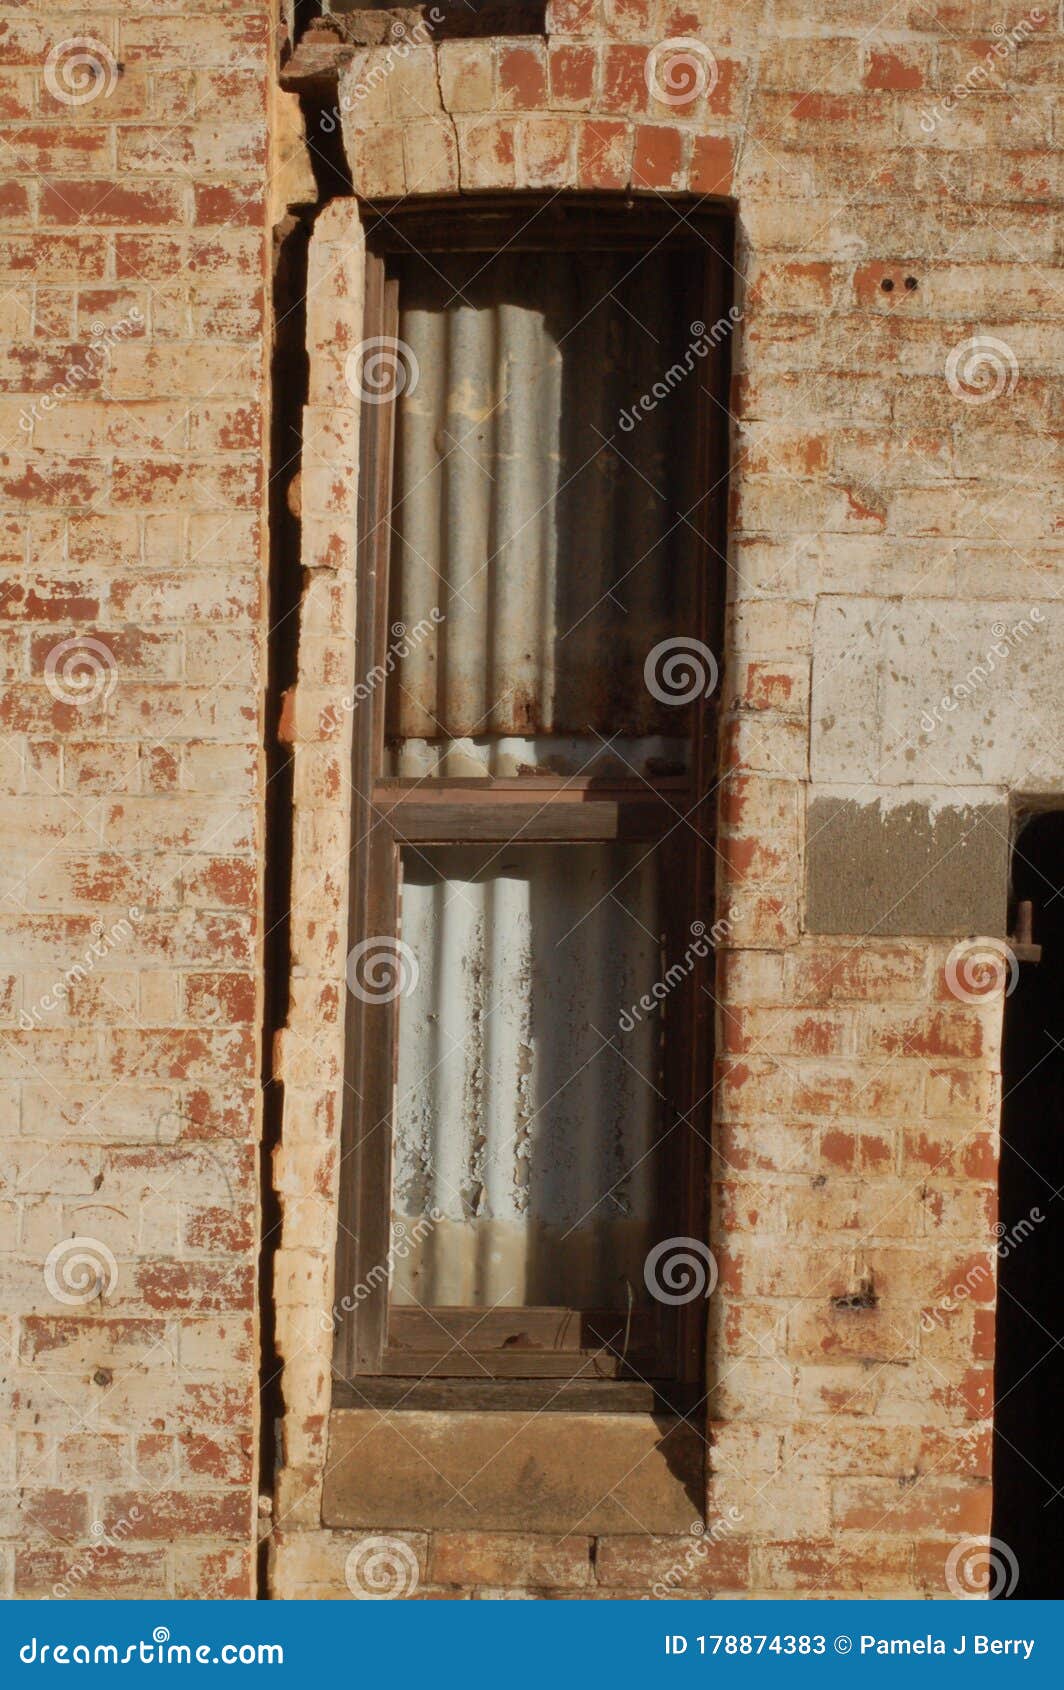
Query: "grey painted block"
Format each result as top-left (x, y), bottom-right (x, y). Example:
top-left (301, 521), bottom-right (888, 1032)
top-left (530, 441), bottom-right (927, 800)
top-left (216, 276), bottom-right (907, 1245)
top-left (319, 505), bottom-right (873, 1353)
top-left (805, 793), bottom-right (1010, 938)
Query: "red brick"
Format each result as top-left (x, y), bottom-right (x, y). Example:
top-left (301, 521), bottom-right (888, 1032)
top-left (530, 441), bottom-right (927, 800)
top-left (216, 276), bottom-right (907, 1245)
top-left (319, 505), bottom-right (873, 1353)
top-left (759, 1539), bottom-right (914, 1592)
top-left (101, 1491), bottom-right (248, 1541)
top-left (689, 133), bottom-right (734, 194)
top-left (39, 181), bottom-right (184, 227)
top-left (498, 46), bottom-right (548, 110)
top-left (0, 182), bottom-right (32, 223)
top-left (549, 45), bottom-right (596, 108)
top-left (0, 235), bottom-right (108, 281)
top-left (181, 1434), bottom-right (254, 1484)
top-left (134, 1260), bottom-right (255, 1312)
top-left (601, 45), bottom-right (650, 115)
top-left (173, 1545), bottom-right (253, 1600)
top-left (183, 972), bottom-right (256, 1024)
top-left (193, 183), bottom-right (263, 227)
top-left (595, 1534), bottom-right (751, 1592)
top-left (0, 577), bottom-right (100, 620)
top-left (16, 1548), bottom-right (168, 1599)
top-left (547, 0), bottom-right (600, 34)
top-left (833, 1481), bottom-right (991, 1536)
top-left (864, 48), bottom-right (925, 91)
top-left (431, 1532), bottom-right (592, 1588)
top-left (577, 119), bottom-right (631, 187)
top-left (184, 1206), bottom-right (255, 1253)
top-left (632, 124), bottom-right (685, 189)
top-left (521, 119), bottom-right (576, 187)
top-left (864, 1008), bottom-right (985, 1060)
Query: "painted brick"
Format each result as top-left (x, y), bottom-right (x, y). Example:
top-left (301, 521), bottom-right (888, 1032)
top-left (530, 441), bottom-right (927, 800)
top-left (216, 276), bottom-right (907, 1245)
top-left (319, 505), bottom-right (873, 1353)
top-left (3, 0), bottom-right (1034, 1609)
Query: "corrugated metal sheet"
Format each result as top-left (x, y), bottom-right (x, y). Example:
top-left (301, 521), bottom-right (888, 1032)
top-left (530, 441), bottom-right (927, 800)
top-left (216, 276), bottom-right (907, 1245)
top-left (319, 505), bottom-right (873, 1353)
top-left (386, 732), bottom-right (689, 779)
top-left (391, 844), bottom-right (663, 1309)
top-left (386, 249), bottom-right (704, 759)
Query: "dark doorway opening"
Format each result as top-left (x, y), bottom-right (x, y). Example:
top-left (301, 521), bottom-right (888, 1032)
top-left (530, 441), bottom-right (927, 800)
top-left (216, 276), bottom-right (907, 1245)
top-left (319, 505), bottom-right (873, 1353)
top-left (993, 810), bottom-right (1064, 1597)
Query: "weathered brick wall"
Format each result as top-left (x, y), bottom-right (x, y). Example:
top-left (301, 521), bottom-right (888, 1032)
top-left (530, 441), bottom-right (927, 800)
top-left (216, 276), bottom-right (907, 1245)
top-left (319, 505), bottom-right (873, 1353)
top-left (271, 0), bottom-right (1057, 1600)
top-left (0, 4), bottom-right (273, 1597)
top-left (1, 0), bottom-right (1058, 1604)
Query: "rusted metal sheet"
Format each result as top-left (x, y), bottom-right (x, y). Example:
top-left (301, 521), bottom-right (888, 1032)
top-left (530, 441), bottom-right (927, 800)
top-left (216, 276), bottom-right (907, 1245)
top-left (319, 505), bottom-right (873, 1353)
top-left (391, 843), bottom-right (663, 1309)
top-left (386, 249), bottom-right (703, 755)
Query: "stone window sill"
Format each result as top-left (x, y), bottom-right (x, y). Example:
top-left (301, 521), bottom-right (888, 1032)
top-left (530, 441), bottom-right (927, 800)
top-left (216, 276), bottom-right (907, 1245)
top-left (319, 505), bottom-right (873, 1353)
top-left (322, 1407), bottom-right (704, 1534)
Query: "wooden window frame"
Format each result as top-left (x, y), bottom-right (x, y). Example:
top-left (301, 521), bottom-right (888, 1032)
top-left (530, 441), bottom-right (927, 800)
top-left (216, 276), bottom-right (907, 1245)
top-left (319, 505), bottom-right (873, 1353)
top-left (334, 195), bottom-right (734, 1413)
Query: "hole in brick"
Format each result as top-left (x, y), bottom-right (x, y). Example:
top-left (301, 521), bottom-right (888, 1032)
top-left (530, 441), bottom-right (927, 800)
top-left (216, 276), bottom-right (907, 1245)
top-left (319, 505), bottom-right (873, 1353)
top-left (904, 276), bottom-right (918, 289)
top-left (880, 277), bottom-right (894, 293)
top-left (830, 1279), bottom-right (877, 1313)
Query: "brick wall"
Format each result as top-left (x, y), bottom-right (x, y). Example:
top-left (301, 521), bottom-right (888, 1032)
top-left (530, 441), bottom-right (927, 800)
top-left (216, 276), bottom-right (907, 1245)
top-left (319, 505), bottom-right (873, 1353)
top-left (1, 0), bottom-right (1059, 1603)
top-left (271, 0), bottom-right (1056, 1600)
top-left (0, 4), bottom-right (273, 1598)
